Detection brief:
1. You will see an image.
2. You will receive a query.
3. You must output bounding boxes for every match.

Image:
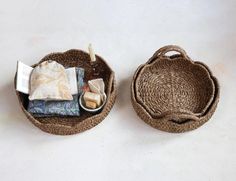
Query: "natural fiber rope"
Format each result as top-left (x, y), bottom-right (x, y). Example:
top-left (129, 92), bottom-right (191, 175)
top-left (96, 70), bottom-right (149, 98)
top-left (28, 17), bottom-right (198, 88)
top-left (15, 49), bottom-right (117, 135)
top-left (131, 45), bottom-right (220, 132)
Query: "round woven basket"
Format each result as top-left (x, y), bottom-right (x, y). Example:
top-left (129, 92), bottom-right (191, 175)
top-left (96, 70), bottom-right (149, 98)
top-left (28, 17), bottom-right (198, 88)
top-left (15, 49), bottom-right (117, 135)
top-left (131, 45), bottom-right (220, 133)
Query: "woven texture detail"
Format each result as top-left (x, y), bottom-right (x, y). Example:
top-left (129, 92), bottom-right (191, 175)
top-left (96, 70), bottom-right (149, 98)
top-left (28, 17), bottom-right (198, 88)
top-left (131, 45), bottom-right (220, 133)
top-left (15, 49), bottom-right (116, 135)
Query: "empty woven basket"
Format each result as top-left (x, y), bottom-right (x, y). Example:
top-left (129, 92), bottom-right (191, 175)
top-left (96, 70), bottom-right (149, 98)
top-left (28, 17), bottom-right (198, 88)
top-left (131, 45), bottom-right (219, 133)
top-left (15, 49), bottom-right (116, 135)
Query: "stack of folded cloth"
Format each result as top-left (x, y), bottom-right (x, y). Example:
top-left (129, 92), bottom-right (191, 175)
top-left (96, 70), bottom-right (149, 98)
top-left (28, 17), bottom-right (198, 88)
top-left (27, 60), bottom-right (85, 117)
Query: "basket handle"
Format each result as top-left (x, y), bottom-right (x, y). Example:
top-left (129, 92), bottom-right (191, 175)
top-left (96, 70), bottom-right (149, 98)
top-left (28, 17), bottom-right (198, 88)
top-left (159, 111), bottom-right (199, 123)
top-left (148, 45), bottom-right (190, 64)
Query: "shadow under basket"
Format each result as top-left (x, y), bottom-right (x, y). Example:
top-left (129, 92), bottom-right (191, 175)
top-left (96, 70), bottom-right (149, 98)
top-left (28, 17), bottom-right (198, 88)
top-left (131, 45), bottom-right (220, 133)
top-left (15, 49), bottom-right (117, 135)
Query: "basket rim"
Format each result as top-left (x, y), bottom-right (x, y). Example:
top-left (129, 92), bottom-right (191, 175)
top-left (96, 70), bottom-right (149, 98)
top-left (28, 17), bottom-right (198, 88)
top-left (131, 66), bottom-right (220, 132)
top-left (134, 54), bottom-right (216, 119)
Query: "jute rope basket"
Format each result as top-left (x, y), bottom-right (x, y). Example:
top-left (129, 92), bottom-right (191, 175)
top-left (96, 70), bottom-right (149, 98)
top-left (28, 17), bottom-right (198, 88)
top-left (15, 49), bottom-right (116, 135)
top-left (131, 45), bottom-right (219, 133)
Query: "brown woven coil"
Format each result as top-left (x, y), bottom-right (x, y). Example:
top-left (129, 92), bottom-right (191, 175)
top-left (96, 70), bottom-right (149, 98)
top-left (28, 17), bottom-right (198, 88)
top-left (131, 45), bottom-right (220, 133)
top-left (14, 49), bottom-right (117, 135)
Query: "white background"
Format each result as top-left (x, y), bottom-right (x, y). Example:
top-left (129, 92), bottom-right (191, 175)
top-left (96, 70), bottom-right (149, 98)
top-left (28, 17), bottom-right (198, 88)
top-left (0, 0), bottom-right (236, 181)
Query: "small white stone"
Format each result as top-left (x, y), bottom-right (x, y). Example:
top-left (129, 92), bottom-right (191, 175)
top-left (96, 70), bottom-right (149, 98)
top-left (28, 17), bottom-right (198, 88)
top-left (83, 92), bottom-right (101, 107)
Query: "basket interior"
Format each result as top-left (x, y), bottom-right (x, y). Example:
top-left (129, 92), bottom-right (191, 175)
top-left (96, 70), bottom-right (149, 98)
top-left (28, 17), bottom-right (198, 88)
top-left (134, 56), bottom-right (215, 118)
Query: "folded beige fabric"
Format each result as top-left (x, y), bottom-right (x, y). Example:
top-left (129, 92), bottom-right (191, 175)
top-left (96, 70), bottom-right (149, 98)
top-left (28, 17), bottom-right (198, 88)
top-left (29, 61), bottom-right (73, 101)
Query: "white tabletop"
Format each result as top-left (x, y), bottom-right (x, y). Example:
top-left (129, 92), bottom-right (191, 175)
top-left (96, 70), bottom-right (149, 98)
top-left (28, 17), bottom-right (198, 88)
top-left (0, 1), bottom-right (236, 181)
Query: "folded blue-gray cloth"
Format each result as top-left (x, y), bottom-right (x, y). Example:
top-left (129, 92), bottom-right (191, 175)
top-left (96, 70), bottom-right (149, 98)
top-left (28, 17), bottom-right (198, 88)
top-left (77, 67), bottom-right (84, 95)
top-left (27, 95), bottom-right (80, 117)
top-left (27, 67), bottom-right (85, 117)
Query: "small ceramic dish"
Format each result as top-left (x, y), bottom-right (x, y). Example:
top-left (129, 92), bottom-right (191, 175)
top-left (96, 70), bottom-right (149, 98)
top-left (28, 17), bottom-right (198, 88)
top-left (79, 92), bottom-right (107, 113)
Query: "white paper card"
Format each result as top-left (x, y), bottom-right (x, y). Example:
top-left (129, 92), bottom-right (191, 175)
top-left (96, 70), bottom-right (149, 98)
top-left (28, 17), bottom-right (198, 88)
top-left (16, 61), bottom-right (33, 94)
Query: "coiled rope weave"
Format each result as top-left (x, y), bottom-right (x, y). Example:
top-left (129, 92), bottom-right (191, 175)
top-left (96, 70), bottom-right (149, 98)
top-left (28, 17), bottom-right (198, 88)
top-left (131, 45), bottom-right (219, 133)
top-left (15, 49), bottom-right (117, 135)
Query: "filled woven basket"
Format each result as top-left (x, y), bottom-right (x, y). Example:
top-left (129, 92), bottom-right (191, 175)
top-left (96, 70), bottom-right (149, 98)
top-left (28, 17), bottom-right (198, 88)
top-left (131, 45), bottom-right (219, 133)
top-left (15, 49), bottom-right (116, 135)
